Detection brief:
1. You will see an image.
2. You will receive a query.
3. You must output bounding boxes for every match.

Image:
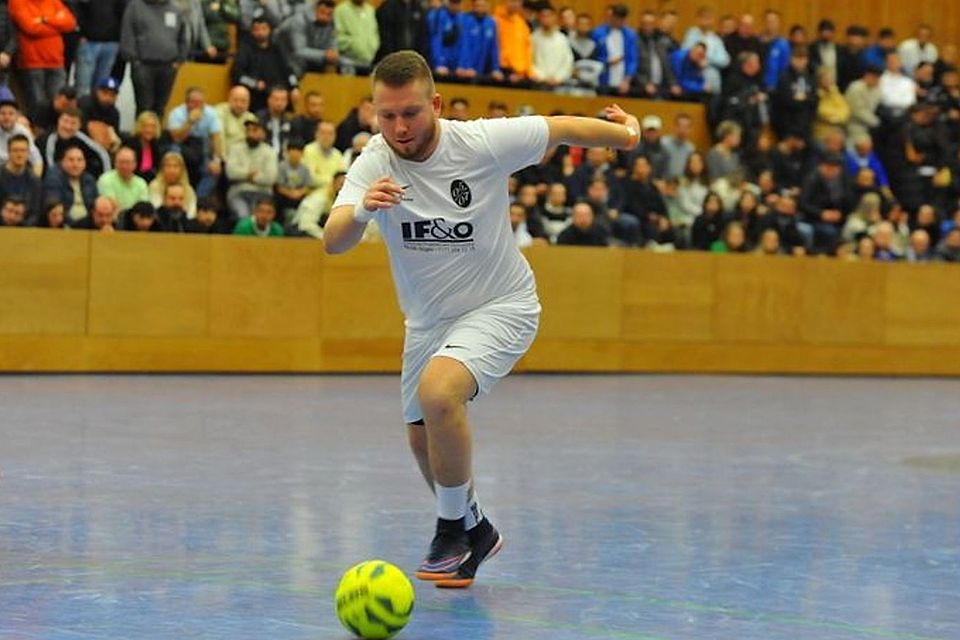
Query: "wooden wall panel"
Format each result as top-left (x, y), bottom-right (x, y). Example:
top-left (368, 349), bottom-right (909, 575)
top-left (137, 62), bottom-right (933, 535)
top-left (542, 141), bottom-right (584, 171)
top-left (799, 260), bottom-right (886, 346)
top-left (884, 265), bottom-right (960, 347)
top-left (320, 243), bottom-right (403, 339)
top-left (166, 63), bottom-right (232, 119)
top-left (208, 237), bottom-right (323, 338)
top-left (87, 233), bottom-right (210, 337)
top-left (525, 245), bottom-right (623, 340)
top-left (712, 254), bottom-right (803, 343)
top-left (520, 338), bottom-right (623, 371)
top-left (3, 229), bottom-right (960, 375)
top-left (0, 229), bottom-right (89, 335)
top-left (621, 251), bottom-right (715, 342)
top-left (320, 242), bottom-right (405, 369)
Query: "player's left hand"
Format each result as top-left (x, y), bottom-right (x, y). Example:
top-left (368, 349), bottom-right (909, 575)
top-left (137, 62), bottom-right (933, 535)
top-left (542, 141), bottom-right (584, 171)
top-left (603, 104), bottom-right (638, 129)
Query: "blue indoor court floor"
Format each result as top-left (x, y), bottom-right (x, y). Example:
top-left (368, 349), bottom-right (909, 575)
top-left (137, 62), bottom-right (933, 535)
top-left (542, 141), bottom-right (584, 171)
top-left (1, 374), bottom-right (958, 640)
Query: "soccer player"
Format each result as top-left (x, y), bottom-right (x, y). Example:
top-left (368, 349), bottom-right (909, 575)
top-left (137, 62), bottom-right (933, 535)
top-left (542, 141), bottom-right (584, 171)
top-left (324, 50), bottom-right (640, 588)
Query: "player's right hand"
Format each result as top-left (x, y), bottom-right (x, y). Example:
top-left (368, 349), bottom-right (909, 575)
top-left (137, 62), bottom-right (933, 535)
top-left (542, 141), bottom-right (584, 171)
top-left (362, 177), bottom-right (406, 213)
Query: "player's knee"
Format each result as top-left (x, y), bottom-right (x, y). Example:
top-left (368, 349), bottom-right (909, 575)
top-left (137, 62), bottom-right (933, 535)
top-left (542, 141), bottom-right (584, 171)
top-left (417, 379), bottom-right (462, 424)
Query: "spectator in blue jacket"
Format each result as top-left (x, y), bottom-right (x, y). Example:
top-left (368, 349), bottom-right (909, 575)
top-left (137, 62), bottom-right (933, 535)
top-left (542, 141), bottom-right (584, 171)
top-left (670, 43), bottom-right (710, 99)
top-left (455, 0), bottom-right (503, 82)
top-left (845, 133), bottom-right (893, 197)
top-left (592, 4), bottom-right (638, 95)
top-left (760, 9), bottom-right (791, 91)
top-left (863, 28), bottom-right (896, 70)
top-left (428, 0), bottom-right (464, 79)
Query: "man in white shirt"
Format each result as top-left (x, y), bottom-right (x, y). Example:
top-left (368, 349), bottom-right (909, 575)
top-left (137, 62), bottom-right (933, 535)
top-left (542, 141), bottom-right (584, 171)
top-left (898, 24), bottom-right (938, 77)
top-left (324, 50), bottom-right (640, 590)
top-left (681, 5), bottom-right (729, 92)
top-left (530, 4), bottom-right (573, 87)
top-left (879, 51), bottom-right (917, 118)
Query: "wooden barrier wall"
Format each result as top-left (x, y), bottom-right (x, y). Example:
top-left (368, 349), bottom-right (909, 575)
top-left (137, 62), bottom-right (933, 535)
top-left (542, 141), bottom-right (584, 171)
top-left (168, 66), bottom-right (711, 150)
top-left (2, 228), bottom-right (959, 375)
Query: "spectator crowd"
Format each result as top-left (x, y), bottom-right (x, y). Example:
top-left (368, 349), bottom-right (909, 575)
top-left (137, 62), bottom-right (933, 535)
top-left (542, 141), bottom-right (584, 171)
top-left (0, 0), bottom-right (957, 261)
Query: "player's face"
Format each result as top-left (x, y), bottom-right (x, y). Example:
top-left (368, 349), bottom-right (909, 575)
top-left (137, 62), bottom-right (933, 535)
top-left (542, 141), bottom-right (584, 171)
top-left (373, 79), bottom-right (442, 162)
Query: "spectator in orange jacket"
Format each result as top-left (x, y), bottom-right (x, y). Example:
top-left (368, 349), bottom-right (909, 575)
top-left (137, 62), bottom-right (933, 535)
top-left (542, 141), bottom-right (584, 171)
top-left (8, 0), bottom-right (76, 122)
top-left (493, 0), bottom-right (531, 85)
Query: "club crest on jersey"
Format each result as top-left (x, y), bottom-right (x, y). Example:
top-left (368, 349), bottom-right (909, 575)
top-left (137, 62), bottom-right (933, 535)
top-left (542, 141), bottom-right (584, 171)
top-left (450, 179), bottom-right (472, 208)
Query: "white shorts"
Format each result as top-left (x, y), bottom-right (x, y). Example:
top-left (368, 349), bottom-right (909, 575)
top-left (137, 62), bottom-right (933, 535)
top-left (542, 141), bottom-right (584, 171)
top-left (401, 293), bottom-right (540, 424)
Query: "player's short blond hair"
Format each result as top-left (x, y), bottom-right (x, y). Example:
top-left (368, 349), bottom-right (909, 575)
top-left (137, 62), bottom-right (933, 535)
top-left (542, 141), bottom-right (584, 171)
top-left (372, 51), bottom-right (435, 95)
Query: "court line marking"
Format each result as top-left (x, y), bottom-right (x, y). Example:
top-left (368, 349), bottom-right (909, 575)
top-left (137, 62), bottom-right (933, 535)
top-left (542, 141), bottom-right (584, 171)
top-left (0, 559), bottom-right (949, 640)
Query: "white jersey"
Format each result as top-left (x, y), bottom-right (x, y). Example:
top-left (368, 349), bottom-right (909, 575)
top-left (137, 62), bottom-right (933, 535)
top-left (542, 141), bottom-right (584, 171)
top-left (333, 116), bottom-right (550, 329)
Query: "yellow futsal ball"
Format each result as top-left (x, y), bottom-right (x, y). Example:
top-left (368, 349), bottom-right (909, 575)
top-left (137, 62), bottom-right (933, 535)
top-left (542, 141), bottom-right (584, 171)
top-left (335, 560), bottom-right (415, 639)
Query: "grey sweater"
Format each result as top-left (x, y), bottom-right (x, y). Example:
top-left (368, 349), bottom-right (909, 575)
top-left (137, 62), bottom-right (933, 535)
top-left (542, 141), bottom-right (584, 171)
top-left (120, 0), bottom-right (188, 64)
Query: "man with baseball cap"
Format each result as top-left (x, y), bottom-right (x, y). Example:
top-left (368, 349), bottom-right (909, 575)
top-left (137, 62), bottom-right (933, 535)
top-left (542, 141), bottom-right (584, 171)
top-left (225, 114), bottom-right (278, 220)
top-left (78, 77), bottom-right (122, 152)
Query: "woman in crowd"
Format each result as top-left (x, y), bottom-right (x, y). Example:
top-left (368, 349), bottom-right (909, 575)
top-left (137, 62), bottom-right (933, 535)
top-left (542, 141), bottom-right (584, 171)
top-left (691, 190), bottom-right (726, 250)
top-left (149, 151), bottom-right (197, 219)
top-left (125, 111), bottom-right (167, 183)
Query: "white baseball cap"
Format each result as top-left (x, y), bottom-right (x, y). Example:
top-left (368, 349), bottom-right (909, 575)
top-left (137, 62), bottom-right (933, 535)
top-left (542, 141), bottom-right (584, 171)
top-left (641, 115), bottom-right (663, 130)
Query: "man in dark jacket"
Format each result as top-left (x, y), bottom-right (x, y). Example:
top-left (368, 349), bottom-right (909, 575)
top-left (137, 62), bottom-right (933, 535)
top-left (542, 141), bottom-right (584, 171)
top-left (199, 0), bottom-right (239, 62)
top-left (74, 0), bottom-right (127, 96)
top-left (232, 14), bottom-right (299, 111)
top-left (556, 201), bottom-right (609, 246)
top-left (334, 94), bottom-right (374, 152)
top-left (0, 133), bottom-right (43, 221)
top-left (375, 0), bottom-right (428, 63)
top-left (722, 13), bottom-right (763, 76)
top-left (634, 9), bottom-right (679, 98)
top-left (836, 25), bottom-right (868, 91)
top-left (43, 144), bottom-right (98, 225)
top-left (799, 153), bottom-right (854, 253)
top-left (772, 45), bottom-right (817, 140)
top-left (721, 51), bottom-right (768, 152)
top-left (121, 0), bottom-right (188, 115)
top-left (760, 195), bottom-right (809, 254)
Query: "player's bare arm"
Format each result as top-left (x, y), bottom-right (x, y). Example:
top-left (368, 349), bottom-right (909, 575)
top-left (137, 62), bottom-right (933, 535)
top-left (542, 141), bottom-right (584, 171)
top-left (544, 104), bottom-right (641, 159)
top-left (324, 177), bottom-right (407, 254)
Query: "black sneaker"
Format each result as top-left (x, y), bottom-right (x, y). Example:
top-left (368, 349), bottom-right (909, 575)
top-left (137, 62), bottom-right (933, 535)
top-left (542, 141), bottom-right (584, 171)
top-left (435, 517), bottom-right (503, 588)
top-left (414, 517), bottom-right (472, 581)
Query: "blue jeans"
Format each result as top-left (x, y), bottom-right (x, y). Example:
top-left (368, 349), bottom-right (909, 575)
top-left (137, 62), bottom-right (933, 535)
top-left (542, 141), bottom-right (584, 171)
top-left (18, 68), bottom-right (66, 122)
top-left (75, 40), bottom-right (120, 96)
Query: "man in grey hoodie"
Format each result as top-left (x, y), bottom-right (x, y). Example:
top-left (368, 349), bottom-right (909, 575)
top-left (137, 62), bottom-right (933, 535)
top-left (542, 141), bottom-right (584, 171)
top-left (120, 0), bottom-right (188, 115)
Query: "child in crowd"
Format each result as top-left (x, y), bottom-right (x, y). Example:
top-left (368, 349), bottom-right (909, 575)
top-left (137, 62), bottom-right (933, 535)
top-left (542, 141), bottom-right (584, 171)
top-left (275, 139), bottom-right (316, 231)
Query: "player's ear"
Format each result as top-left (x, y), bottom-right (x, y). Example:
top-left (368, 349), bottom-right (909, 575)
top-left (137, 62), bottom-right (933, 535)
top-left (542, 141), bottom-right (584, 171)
top-left (433, 93), bottom-right (442, 116)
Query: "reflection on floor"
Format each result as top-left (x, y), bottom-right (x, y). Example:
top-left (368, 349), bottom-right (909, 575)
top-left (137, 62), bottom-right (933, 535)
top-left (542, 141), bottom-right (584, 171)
top-left (1, 374), bottom-right (958, 640)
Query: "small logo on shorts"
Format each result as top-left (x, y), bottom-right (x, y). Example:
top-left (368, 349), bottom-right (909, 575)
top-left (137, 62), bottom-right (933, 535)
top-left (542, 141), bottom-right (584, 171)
top-left (450, 179), bottom-right (472, 208)
top-left (443, 344), bottom-right (466, 350)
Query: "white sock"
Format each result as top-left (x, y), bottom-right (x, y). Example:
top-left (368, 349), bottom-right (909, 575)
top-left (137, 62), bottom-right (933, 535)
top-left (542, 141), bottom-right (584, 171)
top-left (464, 487), bottom-right (484, 531)
top-left (436, 481), bottom-right (469, 521)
